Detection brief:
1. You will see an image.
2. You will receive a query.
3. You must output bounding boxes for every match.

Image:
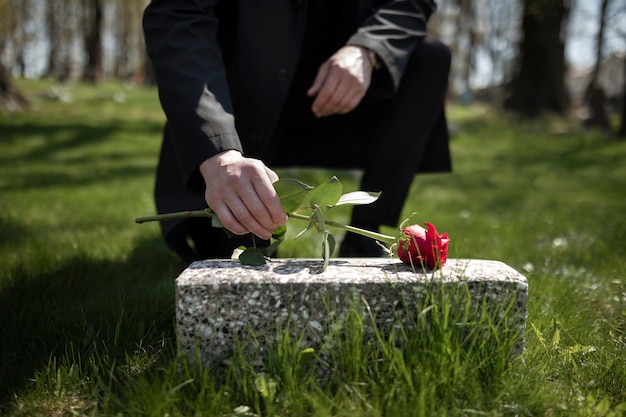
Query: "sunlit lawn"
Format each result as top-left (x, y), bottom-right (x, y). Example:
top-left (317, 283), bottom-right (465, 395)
top-left (1, 79), bottom-right (625, 416)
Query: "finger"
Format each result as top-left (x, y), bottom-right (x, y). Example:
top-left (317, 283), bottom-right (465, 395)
top-left (252, 173), bottom-right (288, 225)
top-left (209, 177), bottom-right (274, 239)
top-left (264, 166), bottom-right (288, 223)
top-left (329, 85), bottom-right (358, 115)
top-left (312, 73), bottom-right (343, 117)
top-left (231, 168), bottom-right (287, 237)
top-left (264, 166), bottom-right (280, 183)
top-left (226, 194), bottom-right (274, 239)
top-left (307, 61), bottom-right (329, 98)
top-left (337, 88), bottom-right (366, 114)
top-left (210, 200), bottom-right (249, 236)
top-left (320, 83), bottom-right (354, 116)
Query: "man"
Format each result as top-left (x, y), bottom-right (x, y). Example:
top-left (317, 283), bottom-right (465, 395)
top-left (143, 0), bottom-right (452, 263)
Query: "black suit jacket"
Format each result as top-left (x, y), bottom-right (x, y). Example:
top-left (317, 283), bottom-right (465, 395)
top-left (143, 0), bottom-right (438, 193)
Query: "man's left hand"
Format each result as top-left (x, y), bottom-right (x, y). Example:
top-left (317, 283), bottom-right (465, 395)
top-left (307, 45), bottom-right (373, 117)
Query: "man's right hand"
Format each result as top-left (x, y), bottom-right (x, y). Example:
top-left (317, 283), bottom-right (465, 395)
top-left (199, 150), bottom-right (288, 240)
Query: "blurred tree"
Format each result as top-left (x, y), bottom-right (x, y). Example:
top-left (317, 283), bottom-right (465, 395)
top-left (481, 0), bottom-right (522, 88)
top-left (82, 0), bottom-right (103, 83)
top-left (583, 0), bottom-right (612, 131)
top-left (113, 0), bottom-right (148, 82)
top-left (0, 63), bottom-right (29, 112)
top-left (0, 0), bottom-right (12, 60)
top-left (613, 2), bottom-right (626, 139)
top-left (44, 0), bottom-right (62, 79)
top-left (0, 0), bottom-right (29, 111)
top-left (452, 0), bottom-right (476, 95)
top-left (617, 54), bottom-right (626, 139)
top-left (44, 0), bottom-right (72, 81)
top-left (588, 0), bottom-right (611, 90)
top-left (10, 0), bottom-right (32, 77)
top-left (432, 0), bottom-right (522, 98)
top-left (41, 0), bottom-right (78, 82)
top-left (503, 0), bottom-right (571, 116)
top-left (114, 0), bottom-right (132, 79)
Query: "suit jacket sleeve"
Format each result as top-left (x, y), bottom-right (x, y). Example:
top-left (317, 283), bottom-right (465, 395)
top-left (143, 0), bottom-right (241, 192)
top-left (347, 0), bottom-right (438, 97)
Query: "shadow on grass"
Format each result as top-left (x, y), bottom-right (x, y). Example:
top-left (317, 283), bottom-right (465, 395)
top-left (501, 135), bottom-right (624, 177)
top-left (450, 108), bottom-right (625, 180)
top-left (0, 217), bottom-right (32, 247)
top-left (0, 120), bottom-right (163, 191)
top-left (449, 128), bottom-right (626, 216)
top-left (0, 234), bottom-right (186, 408)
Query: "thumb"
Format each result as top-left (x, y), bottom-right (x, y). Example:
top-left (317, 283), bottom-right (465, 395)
top-left (307, 61), bottom-right (329, 97)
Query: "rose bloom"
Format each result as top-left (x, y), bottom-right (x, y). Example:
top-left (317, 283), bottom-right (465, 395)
top-left (397, 222), bottom-right (449, 269)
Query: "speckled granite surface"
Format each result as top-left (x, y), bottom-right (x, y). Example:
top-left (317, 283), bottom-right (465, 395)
top-left (175, 258), bottom-right (528, 366)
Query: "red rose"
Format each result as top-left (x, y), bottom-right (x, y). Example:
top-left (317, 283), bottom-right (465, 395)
top-left (397, 222), bottom-right (450, 269)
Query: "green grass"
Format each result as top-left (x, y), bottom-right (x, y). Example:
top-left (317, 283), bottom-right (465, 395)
top-left (1, 79), bottom-right (626, 416)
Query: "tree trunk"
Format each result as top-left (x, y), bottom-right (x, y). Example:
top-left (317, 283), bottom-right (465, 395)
top-left (503, 0), bottom-right (571, 116)
top-left (82, 0), bottom-right (103, 83)
top-left (583, 0), bottom-right (612, 132)
top-left (0, 63), bottom-right (29, 112)
top-left (451, 0), bottom-right (475, 96)
top-left (589, 0), bottom-right (609, 87)
top-left (44, 0), bottom-right (62, 80)
top-left (618, 55), bottom-right (626, 139)
top-left (114, 0), bottom-right (128, 79)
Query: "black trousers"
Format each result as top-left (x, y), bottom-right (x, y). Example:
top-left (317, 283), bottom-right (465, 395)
top-left (155, 37), bottom-right (452, 263)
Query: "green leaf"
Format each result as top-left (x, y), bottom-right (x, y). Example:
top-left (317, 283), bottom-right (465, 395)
top-left (264, 226), bottom-right (286, 257)
top-left (335, 190), bottom-right (381, 207)
top-left (309, 176), bottom-right (342, 208)
top-left (271, 224), bottom-right (287, 241)
top-left (321, 231), bottom-right (335, 272)
top-left (294, 221), bottom-right (315, 240)
top-left (273, 178), bottom-right (313, 213)
top-left (238, 247), bottom-right (268, 266)
top-left (211, 215), bottom-right (226, 229)
top-left (327, 232), bottom-right (336, 257)
top-left (262, 240), bottom-right (283, 257)
top-left (312, 204), bottom-right (325, 232)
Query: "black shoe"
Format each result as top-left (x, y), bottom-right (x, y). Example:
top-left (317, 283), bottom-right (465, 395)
top-left (338, 232), bottom-right (387, 257)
